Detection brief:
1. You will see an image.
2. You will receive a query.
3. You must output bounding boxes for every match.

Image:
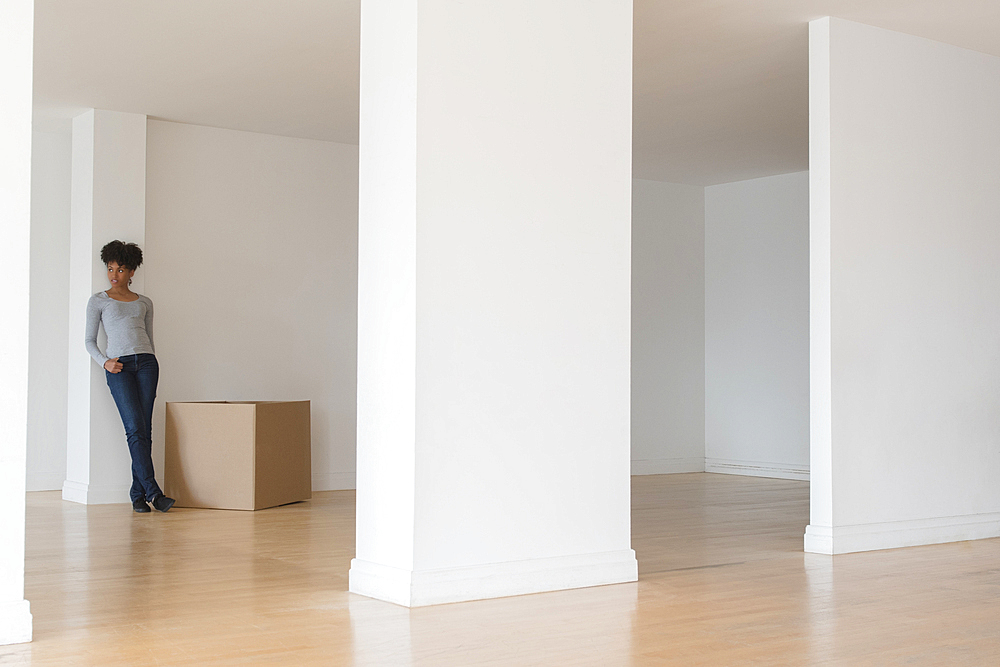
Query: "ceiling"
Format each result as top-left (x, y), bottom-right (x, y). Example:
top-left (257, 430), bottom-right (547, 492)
top-left (33, 1), bottom-right (361, 142)
top-left (33, 0), bottom-right (1000, 186)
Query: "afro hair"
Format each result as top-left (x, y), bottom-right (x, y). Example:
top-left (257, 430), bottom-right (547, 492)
top-left (100, 240), bottom-right (143, 270)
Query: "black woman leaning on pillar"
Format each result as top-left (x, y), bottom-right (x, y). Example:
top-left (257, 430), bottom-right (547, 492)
top-left (84, 240), bottom-right (175, 513)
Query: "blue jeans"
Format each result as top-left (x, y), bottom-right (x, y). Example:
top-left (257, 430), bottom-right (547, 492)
top-left (106, 353), bottom-right (163, 503)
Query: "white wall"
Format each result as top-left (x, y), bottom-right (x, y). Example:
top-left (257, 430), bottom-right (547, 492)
top-left (807, 17), bottom-right (1000, 554)
top-left (30, 127), bottom-right (806, 506)
top-left (705, 172), bottom-right (810, 480)
top-left (631, 179), bottom-right (705, 474)
top-left (26, 125), bottom-right (71, 491)
top-left (144, 120), bottom-right (359, 491)
top-left (630, 174), bottom-right (809, 481)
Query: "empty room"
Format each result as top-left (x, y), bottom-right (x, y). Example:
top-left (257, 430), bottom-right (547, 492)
top-left (3, 1), bottom-right (1000, 664)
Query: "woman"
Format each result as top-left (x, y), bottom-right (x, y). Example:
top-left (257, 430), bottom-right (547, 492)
top-left (85, 240), bottom-right (175, 513)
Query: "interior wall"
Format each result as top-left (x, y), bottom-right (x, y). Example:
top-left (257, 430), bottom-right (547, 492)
top-left (26, 125), bottom-right (72, 491)
top-left (704, 172), bottom-right (810, 480)
top-left (630, 178), bottom-right (705, 474)
top-left (144, 120), bottom-right (359, 491)
top-left (807, 17), bottom-right (1000, 554)
top-left (28, 128), bottom-right (808, 494)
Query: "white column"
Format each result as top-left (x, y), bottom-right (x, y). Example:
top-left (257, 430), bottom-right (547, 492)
top-left (351, 0), bottom-right (636, 606)
top-left (0, 0), bottom-right (35, 645)
top-left (806, 17), bottom-right (1000, 554)
top-left (64, 109), bottom-right (147, 505)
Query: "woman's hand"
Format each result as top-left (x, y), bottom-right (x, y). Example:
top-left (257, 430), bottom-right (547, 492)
top-left (104, 358), bottom-right (123, 374)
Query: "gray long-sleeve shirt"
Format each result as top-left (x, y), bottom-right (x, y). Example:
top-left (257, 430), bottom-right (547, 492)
top-left (84, 292), bottom-right (155, 366)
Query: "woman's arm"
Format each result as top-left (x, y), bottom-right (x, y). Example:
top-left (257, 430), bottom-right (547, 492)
top-left (84, 296), bottom-right (110, 366)
top-left (144, 298), bottom-right (154, 353)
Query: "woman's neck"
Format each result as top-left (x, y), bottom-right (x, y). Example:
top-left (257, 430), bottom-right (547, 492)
top-left (107, 287), bottom-right (136, 299)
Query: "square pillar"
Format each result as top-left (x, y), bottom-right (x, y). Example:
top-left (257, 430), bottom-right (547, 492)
top-left (64, 109), bottom-right (148, 505)
top-left (0, 0), bottom-right (35, 645)
top-left (351, 0), bottom-right (637, 606)
top-left (807, 17), bottom-right (1000, 554)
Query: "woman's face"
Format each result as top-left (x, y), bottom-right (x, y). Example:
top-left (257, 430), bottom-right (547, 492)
top-left (107, 262), bottom-right (135, 289)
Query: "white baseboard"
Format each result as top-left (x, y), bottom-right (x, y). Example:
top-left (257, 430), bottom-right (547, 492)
top-left (312, 471), bottom-right (356, 491)
top-left (705, 458), bottom-right (809, 481)
top-left (61, 480), bottom-right (130, 505)
top-left (26, 471), bottom-right (66, 492)
top-left (0, 600), bottom-right (32, 645)
top-left (631, 457), bottom-right (705, 475)
top-left (805, 512), bottom-right (1000, 555)
top-left (349, 549), bottom-right (638, 607)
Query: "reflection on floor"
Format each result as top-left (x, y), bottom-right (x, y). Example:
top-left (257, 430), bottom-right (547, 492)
top-left (3, 473), bottom-right (1000, 665)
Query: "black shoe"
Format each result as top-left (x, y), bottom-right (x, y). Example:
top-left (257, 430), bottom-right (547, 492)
top-left (151, 494), bottom-right (175, 513)
top-left (132, 499), bottom-right (151, 513)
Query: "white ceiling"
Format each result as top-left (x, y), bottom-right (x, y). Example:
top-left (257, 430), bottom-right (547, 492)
top-left (33, 1), bottom-right (361, 142)
top-left (33, 0), bottom-right (1000, 186)
top-left (633, 0), bottom-right (1000, 184)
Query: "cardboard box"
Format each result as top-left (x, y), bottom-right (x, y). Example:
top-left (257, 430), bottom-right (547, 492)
top-left (164, 401), bottom-right (311, 510)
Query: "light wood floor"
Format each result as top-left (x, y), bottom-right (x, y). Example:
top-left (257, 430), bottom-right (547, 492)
top-left (3, 473), bottom-right (1000, 666)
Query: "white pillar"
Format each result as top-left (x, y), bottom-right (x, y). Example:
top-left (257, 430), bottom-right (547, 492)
top-left (806, 17), bottom-right (1000, 554)
top-left (351, 0), bottom-right (637, 606)
top-left (0, 0), bottom-right (35, 645)
top-left (64, 109), bottom-right (147, 505)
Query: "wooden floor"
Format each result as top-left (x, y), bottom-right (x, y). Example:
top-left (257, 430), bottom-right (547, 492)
top-left (3, 473), bottom-right (1000, 666)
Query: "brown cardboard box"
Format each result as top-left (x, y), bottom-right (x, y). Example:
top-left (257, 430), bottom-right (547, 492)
top-left (164, 401), bottom-right (311, 510)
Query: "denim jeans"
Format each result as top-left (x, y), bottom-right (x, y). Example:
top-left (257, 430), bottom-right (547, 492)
top-left (106, 353), bottom-right (163, 503)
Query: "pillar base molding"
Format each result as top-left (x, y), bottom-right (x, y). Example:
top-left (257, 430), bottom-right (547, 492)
top-left (349, 549), bottom-right (638, 607)
top-left (805, 513), bottom-right (1000, 555)
top-left (62, 480), bottom-right (128, 505)
top-left (0, 600), bottom-right (32, 645)
top-left (803, 525), bottom-right (834, 554)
